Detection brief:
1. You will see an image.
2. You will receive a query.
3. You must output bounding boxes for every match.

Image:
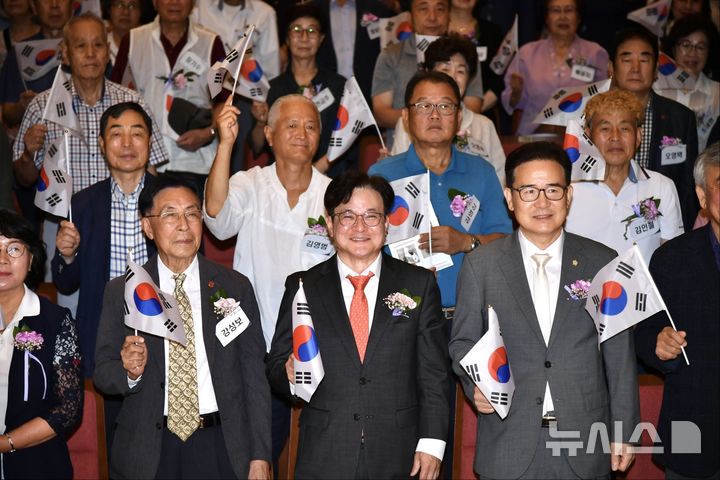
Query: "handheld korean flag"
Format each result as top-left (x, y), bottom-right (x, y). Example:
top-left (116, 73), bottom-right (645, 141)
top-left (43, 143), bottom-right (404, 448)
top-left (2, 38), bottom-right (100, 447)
top-left (123, 254), bottom-right (186, 345)
top-left (328, 76), bottom-right (383, 162)
top-left (42, 68), bottom-right (83, 138)
top-left (386, 172), bottom-right (436, 244)
top-left (532, 79), bottom-right (611, 127)
top-left (235, 57), bottom-right (271, 101)
top-left (33, 135), bottom-right (72, 217)
top-left (72, 0), bottom-right (102, 16)
top-left (564, 118), bottom-right (606, 181)
top-left (627, 0), bottom-right (671, 37)
top-left (654, 52), bottom-right (696, 90)
top-left (415, 34), bottom-right (439, 64)
top-left (585, 245), bottom-right (668, 345)
top-left (489, 15), bottom-right (518, 76)
top-left (379, 11), bottom-right (412, 50)
top-left (292, 279), bottom-right (324, 402)
top-left (207, 24), bottom-right (255, 98)
top-left (459, 306), bottom-right (515, 419)
top-left (14, 37), bottom-right (61, 82)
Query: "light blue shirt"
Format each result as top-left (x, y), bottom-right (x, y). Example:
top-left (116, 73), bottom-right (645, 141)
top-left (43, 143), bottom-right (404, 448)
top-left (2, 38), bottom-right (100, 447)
top-left (369, 145), bottom-right (512, 306)
top-left (329, 0), bottom-right (356, 80)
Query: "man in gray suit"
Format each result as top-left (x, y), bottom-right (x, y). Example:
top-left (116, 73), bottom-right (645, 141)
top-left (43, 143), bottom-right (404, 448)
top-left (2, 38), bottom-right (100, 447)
top-left (450, 142), bottom-right (639, 479)
top-left (94, 176), bottom-right (271, 479)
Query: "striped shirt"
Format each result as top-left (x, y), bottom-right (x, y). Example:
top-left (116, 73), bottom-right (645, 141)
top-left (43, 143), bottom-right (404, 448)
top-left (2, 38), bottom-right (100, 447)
top-left (109, 175), bottom-right (148, 279)
top-left (13, 77), bottom-right (168, 193)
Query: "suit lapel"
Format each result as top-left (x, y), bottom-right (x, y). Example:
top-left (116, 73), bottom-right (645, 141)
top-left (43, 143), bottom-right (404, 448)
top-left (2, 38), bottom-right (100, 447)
top-left (198, 255), bottom-right (218, 369)
top-left (312, 256), bottom-right (363, 370)
top-left (547, 235), bottom-right (588, 350)
top-left (498, 233), bottom-right (546, 346)
top-left (363, 255), bottom-right (398, 366)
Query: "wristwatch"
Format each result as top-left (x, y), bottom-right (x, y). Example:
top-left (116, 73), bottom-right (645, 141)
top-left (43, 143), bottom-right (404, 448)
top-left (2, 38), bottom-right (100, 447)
top-left (469, 236), bottom-right (481, 251)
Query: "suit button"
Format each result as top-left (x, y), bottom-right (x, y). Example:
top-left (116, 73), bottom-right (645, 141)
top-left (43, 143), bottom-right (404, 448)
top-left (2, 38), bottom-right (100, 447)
top-left (353, 414), bottom-right (361, 421)
top-left (536, 397), bottom-right (543, 405)
top-left (359, 377), bottom-right (367, 385)
top-left (545, 361), bottom-right (552, 368)
top-left (155, 422), bottom-right (162, 430)
top-left (160, 382), bottom-right (165, 389)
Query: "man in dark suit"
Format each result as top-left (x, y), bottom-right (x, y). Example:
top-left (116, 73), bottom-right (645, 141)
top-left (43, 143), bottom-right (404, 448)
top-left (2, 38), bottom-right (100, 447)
top-left (267, 171), bottom-right (451, 479)
top-left (450, 142), bottom-right (639, 479)
top-left (94, 176), bottom-right (271, 479)
top-left (310, 0), bottom-right (395, 102)
top-left (635, 142), bottom-right (720, 479)
top-left (53, 102), bottom-right (157, 379)
top-left (610, 27), bottom-right (700, 230)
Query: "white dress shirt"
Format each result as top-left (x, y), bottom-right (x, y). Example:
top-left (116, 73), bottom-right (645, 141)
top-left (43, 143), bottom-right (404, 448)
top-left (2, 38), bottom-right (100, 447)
top-left (0, 286), bottom-right (39, 433)
top-left (566, 161), bottom-right (684, 263)
top-left (191, 0), bottom-right (280, 80)
top-left (203, 164), bottom-right (331, 350)
top-left (336, 254), bottom-right (446, 460)
top-left (329, 0), bottom-right (357, 80)
top-left (157, 256), bottom-right (219, 415)
top-left (518, 230), bottom-right (564, 416)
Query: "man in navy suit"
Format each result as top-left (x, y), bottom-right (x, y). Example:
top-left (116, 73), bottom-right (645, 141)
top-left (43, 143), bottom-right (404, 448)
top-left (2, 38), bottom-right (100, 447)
top-left (267, 171), bottom-right (451, 478)
top-left (635, 142), bottom-right (720, 479)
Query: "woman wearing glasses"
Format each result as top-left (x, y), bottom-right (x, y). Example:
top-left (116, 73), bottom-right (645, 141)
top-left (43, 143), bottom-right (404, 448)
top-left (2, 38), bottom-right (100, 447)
top-left (0, 209), bottom-right (82, 478)
top-left (250, 4), bottom-right (347, 176)
top-left (656, 14), bottom-right (720, 151)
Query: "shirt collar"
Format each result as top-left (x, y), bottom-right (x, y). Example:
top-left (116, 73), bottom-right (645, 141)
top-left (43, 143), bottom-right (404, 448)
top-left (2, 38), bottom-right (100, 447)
top-left (518, 229), bottom-right (565, 258)
top-left (68, 72), bottom-right (108, 104)
top-left (337, 253), bottom-right (382, 277)
top-left (157, 254), bottom-right (200, 287)
top-left (404, 144), bottom-right (465, 175)
top-left (10, 285), bottom-right (41, 327)
top-left (216, 0), bottom-right (247, 11)
top-left (110, 174), bottom-right (146, 198)
top-left (330, 0), bottom-right (355, 8)
top-left (628, 159), bottom-right (650, 183)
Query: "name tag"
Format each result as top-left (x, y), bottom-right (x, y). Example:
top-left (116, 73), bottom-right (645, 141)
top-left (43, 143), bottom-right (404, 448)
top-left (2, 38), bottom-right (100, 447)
top-left (215, 307), bottom-right (251, 347)
top-left (312, 88), bottom-right (335, 113)
top-left (661, 144), bottom-right (686, 166)
top-left (301, 234), bottom-right (334, 255)
top-left (571, 64), bottom-right (595, 82)
top-left (465, 138), bottom-right (489, 157)
top-left (367, 22), bottom-right (381, 40)
top-left (177, 51), bottom-right (205, 77)
top-left (461, 195), bottom-right (481, 231)
top-left (476, 46), bottom-right (487, 62)
top-left (629, 217), bottom-right (660, 241)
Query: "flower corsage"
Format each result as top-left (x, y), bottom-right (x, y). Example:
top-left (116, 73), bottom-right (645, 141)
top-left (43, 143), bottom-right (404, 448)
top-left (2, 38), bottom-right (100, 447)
top-left (384, 289), bottom-right (421, 317)
top-left (448, 188), bottom-right (471, 217)
top-left (660, 136), bottom-right (682, 148)
top-left (157, 69), bottom-right (198, 91)
top-left (564, 279), bottom-right (591, 300)
top-left (209, 285), bottom-right (240, 318)
top-left (13, 325), bottom-right (44, 351)
top-left (306, 215), bottom-right (329, 236)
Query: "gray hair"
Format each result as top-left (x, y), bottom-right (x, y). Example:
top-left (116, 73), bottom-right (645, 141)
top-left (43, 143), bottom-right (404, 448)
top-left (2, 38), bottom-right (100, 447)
top-left (266, 94), bottom-right (321, 131)
top-left (63, 12), bottom-right (108, 47)
top-left (693, 142), bottom-right (720, 189)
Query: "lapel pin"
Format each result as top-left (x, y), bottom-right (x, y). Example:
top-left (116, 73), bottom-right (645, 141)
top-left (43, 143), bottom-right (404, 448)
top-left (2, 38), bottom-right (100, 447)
top-left (572, 259), bottom-right (578, 267)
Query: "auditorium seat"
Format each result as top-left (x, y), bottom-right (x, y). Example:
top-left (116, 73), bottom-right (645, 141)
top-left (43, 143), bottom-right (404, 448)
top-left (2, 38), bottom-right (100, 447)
top-left (67, 379), bottom-right (108, 480)
top-left (277, 405), bottom-right (302, 479)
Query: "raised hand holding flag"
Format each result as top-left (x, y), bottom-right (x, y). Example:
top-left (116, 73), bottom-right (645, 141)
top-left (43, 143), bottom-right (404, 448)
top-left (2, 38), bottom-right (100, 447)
top-left (123, 253), bottom-right (186, 345)
top-left (207, 24), bottom-right (255, 98)
top-left (459, 306), bottom-right (515, 419)
top-left (43, 67), bottom-right (83, 139)
top-left (564, 118), bottom-right (606, 181)
top-left (532, 79), bottom-right (611, 127)
top-left (489, 15), bottom-right (518, 76)
top-left (292, 279), bottom-right (325, 402)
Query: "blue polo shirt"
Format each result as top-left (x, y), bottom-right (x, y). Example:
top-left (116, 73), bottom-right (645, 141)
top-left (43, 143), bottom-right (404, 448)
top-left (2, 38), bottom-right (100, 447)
top-left (369, 145), bottom-right (512, 306)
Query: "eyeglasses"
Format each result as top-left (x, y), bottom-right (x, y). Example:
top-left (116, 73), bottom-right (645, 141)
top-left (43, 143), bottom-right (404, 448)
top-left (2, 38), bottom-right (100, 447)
top-left (333, 210), bottom-right (385, 227)
top-left (0, 242), bottom-right (27, 259)
top-left (548, 6), bottom-right (577, 15)
top-left (510, 185), bottom-right (568, 202)
top-left (111, 1), bottom-right (139, 10)
top-left (409, 102), bottom-right (459, 116)
top-left (677, 41), bottom-right (708, 54)
top-left (145, 208), bottom-right (203, 225)
top-left (288, 25), bottom-right (321, 38)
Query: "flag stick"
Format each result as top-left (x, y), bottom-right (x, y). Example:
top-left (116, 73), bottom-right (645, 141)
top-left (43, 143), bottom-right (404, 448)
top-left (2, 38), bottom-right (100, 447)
top-left (426, 168), bottom-right (433, 266)
top-left (633, 245), bottom-right (689, 365)
top-left (230, 25), bottom-right (255, 98)
top-left (63, 130), bottom-right (73, 223)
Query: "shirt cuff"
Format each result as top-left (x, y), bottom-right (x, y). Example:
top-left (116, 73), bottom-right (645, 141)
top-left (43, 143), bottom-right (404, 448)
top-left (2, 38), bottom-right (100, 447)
top-left (415, 438), bottom-right (445, 460)
top-left (127, 375), bottom-right (142, 389)
top-left (289, 381), bottom-right (295, 396)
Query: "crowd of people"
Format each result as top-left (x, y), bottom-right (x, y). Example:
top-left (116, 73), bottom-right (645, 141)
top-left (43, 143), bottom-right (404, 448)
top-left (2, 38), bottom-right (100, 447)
top-left (0, 0), bottom-right (719, 479)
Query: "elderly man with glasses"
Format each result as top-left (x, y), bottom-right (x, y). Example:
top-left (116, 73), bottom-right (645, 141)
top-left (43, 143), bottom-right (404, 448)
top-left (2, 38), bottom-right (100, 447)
top-left (369, 70), bottom-right (511, 321)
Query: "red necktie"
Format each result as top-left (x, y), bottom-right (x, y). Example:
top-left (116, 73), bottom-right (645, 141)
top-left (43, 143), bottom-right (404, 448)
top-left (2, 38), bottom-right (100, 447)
top-left (347, 273), bottom-right (374, 362)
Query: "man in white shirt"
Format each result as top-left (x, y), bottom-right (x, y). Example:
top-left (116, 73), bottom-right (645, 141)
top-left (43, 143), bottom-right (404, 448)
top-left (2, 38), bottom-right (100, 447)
top-left (204, 94), bottom-right (331, 464)
top-left (450, 141), bottom-right (639, 479)
top-left (566, 89), bottom-right (684, 262)
top-left (94, 175), bottom-right (271, 479)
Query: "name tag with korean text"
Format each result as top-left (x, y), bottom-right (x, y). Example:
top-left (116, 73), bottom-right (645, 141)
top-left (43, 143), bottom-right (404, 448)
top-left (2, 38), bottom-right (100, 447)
top-left (301, 234), bottom-right (334, 255)
top-left (215, 307), bottom-right (251, 347)
top-left (476, 46), bottom-right (487, 62)
top-left (367, 22), bottom-right (381, 40)
top-left (629, 217), bottom-right (660, 241)
top-left (571, 64), bottom-right (595, 82)
top-left (461, 195), bottom-right (481, 231)
top-left (312, 88), bottom-right (335, 113)
top-left (177, 51), bottom-right (205, 77)
top-left (661, 144), bottom-right (686, 166)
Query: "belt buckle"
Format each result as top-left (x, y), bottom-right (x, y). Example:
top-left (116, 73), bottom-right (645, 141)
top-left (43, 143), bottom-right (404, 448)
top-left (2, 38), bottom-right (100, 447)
top-left (199, 415), bottom-right (205, 429)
